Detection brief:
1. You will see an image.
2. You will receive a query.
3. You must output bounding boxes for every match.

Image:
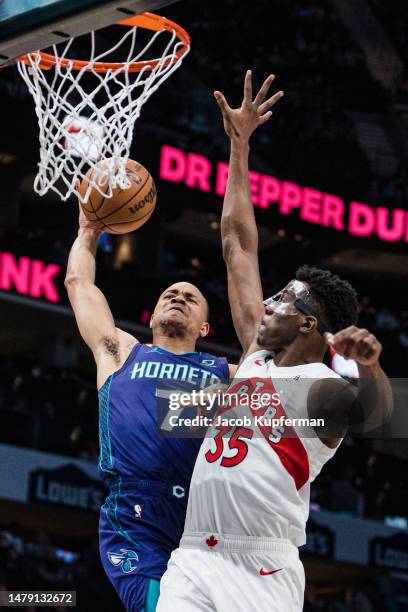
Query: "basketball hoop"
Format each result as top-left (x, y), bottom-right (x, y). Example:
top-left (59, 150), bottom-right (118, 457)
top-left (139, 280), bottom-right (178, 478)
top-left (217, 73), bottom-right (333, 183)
top-left (17, 13), bottom-right (190, 203)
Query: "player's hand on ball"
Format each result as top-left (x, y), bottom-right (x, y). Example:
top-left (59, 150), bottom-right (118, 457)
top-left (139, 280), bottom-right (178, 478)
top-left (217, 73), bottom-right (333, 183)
top-left (76, 181), bottom-right (101, 233)
top-left (325, 326), bottom-right (382, 366)
top-left (214, 70), bottom-right (283, 142)
top-left (78, 202), bottom-right (98, 231)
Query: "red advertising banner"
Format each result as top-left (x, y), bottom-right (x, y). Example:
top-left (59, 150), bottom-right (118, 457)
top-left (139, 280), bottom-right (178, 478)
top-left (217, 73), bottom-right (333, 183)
top-left (160, 145), bottom-right (408, 244)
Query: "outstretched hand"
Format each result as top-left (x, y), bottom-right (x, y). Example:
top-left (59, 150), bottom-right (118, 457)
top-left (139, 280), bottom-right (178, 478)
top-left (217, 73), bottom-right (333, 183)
top-left (214, 70), bottom-right (283, 143)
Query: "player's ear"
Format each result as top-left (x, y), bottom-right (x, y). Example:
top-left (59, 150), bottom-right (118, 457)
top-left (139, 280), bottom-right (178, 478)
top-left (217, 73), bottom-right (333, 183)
top-left (149, 314), bottom-right (154, 329)
top-left (300, 316), bottom-right (317, 335)
top-left (199, 322), bottom-right (210, 338)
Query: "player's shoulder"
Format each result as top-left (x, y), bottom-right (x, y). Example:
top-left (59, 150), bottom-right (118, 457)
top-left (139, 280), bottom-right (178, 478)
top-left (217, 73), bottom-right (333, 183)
top-left (200, 350), bottom-right (224, 362)
top-left (199, 351), bottom-right (229, 367)
top-left (199, 351), bottom-right (230, 377)
top-left (237, 348), bottom-right (272, 369)
top-left (309, 362), bottom-right (342, 379)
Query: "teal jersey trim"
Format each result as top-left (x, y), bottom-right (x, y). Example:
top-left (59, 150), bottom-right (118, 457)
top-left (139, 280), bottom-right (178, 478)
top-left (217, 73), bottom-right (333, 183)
top-left (150, 345), bottom-right (199, 356)
top-left (105, 477), bottom-right (138, 547)
top-left (98, 374), bottom-right (115, 475)
top-left (142, 579), bottom-right (160, 612)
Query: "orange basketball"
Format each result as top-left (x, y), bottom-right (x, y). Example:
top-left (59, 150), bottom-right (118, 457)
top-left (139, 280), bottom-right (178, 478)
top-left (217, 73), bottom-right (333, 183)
top-left (79, 159), bottom-right (157, 234)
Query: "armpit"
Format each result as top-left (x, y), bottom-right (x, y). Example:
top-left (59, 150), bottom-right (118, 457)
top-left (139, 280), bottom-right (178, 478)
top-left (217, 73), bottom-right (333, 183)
top-left (101, 335), bottom-right (121, 364)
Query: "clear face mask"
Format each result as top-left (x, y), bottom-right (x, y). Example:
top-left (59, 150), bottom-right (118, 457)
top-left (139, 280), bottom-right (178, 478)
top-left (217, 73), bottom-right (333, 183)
top-left (263, 280), bottom-right (312, 316)
top-left (263, 280), bottom-right (330, 335)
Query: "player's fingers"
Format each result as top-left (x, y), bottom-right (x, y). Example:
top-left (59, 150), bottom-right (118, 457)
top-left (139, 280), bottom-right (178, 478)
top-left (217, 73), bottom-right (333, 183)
top-left (359, 335), bottom-right (380, 359)
top-left (214, 91), bottom-right (230, 114)
top-left (342, 329), bottom-right (368, 357)
top-left (329, 331), bottom-right (356, 357)
top-left (334, 325), bottom-right (359, 340)
top-left (76, 179), bottom-right (82, 202)
top-left (258, 90), bottom-right (284, 115)
top-left (329, 326), bottom-right (357, 349)
top-left (253, 74), bottom-right (275, 107)
top-left (337, 329), bottom-right (367, 358)
top-left (258, 111), bottom-right (273, 124)
top-left (353, 333), bottom-right (380, 358)
top-left (243, 69), bottom-right (253, 107)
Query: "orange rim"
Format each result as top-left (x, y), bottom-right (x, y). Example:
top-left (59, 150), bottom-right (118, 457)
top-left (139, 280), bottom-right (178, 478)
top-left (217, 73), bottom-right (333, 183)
top-left (18, 12), bottom-right (190, 72)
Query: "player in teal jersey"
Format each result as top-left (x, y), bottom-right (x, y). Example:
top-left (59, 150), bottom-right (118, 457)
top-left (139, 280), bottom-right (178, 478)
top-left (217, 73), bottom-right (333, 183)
top-left (65, 207), bottom-right (237, 611)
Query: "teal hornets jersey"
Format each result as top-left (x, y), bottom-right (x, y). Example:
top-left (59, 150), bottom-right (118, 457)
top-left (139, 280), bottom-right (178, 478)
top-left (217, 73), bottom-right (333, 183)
top-left (98, 343), bottom-right (229, 487)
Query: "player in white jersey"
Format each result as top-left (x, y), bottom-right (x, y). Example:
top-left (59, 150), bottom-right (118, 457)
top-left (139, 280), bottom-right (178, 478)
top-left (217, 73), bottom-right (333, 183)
top-left (157, 72), bottom-right (392, 612)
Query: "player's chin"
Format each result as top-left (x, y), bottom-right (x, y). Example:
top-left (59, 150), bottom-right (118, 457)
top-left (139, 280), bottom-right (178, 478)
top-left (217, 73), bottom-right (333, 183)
top-left (256, 325), bottom-right (267, 347)
top-left (257, 326), bottom-right (279, 351)
top-left (160, 316), bottom-right (188, 334)
top-left (164, 310), bottom-right (187, 325)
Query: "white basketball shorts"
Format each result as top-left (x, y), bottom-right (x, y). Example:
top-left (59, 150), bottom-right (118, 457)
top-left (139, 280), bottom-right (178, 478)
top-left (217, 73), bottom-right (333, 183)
top-left (157, 533), bottom-right (305, 612)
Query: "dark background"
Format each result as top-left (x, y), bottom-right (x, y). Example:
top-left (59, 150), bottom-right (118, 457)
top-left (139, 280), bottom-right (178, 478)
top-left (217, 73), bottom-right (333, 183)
top-left (1, 1), bottom-right (408, 610)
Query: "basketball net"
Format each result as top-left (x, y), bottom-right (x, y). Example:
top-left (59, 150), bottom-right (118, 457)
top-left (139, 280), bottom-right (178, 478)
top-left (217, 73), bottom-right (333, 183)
top-left (17, 13), bottom-right (190, 203)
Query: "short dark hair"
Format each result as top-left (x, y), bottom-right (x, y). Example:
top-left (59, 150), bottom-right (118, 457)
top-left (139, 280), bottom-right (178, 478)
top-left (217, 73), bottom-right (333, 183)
top-left (295, 265), bottom-right (358, 333)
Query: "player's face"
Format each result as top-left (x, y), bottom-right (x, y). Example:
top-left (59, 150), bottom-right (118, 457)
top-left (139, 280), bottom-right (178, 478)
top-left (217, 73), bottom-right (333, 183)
top-left (151, 282), bottom-right (209, 338)
top-left (256, 304), bottom-right (302, 350)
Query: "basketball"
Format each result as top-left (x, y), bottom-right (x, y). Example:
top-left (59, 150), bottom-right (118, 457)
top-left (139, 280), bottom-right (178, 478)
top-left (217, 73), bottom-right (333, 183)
top-left (79, 159), bottom-right (157, 234)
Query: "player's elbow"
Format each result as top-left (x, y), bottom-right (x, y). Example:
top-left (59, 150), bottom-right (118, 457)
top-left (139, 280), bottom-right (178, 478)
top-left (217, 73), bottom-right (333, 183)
top-left (222, 233), bottom-right (237, 263)
top-left (64, 273), bottom-right (87, 294)
top-left (221, 215), bottom-right (257, 257)
top-left (221, 214), bottom-right (241, 243)
top-left (64, 273), bottom-right (78, 289)
top-left (222, 229), bottom-right (257, 263)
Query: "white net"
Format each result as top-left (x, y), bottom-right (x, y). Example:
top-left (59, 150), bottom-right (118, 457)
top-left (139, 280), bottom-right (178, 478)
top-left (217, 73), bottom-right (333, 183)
top-left (17, 17), bottom-right (190, 203)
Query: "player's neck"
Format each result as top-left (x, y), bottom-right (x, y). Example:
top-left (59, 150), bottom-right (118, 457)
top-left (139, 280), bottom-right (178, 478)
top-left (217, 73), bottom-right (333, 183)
top-left (273, 341), bottom-right (325, 367)
top-left (152, 332), bottom-right (197, 355)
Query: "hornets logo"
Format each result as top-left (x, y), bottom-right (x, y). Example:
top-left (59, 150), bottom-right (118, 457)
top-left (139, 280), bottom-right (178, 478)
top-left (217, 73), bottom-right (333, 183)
top-left (108, 549), bottom-right (139, 573)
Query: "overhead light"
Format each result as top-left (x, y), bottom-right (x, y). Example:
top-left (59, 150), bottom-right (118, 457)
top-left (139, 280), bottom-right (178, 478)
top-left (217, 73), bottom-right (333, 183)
top-left (0, 151), bottom-right (16, 164)
top-left (210, 221), bottom-right (219, 230)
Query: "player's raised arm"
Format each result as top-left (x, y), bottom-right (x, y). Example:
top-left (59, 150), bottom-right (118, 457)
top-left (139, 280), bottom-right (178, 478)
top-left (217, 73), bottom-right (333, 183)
top-left (326, 326), bottom-right (393, 430)
top-left (215, 71), bottom-right (283, 355)
top-left (65, 205), bottom-right (137, 388)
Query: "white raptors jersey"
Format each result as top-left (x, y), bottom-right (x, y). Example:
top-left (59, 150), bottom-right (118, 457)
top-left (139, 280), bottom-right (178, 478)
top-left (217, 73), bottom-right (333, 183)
top-left (184, 350), bottom-right (342, 547)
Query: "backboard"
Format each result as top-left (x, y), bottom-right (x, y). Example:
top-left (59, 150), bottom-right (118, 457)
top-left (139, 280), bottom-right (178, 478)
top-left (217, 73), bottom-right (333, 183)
top-left (0, 0), bottom-right (181, 66)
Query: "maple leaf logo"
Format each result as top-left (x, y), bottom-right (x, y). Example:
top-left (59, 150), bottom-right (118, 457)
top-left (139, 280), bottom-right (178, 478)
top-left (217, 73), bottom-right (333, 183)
top-left (206, 535), bottom-right (218, 548)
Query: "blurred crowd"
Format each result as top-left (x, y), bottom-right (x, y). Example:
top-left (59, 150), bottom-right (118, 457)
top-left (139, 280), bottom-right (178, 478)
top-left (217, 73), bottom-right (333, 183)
top-left (368, 0), bottom-right (408, 135)
top-left (146, 0), bottom-right (380, 201)
top-left (304, 584), bottom-right (397, 612)
top-left (312, 437), bottom-right (408, 523)
top-left (368, 0), bottom-right (408, 66)
top-left (0, 524), bottom-right (118, 611)
top-left (0, 522), bottom-right (400, 612)
top-left (357, 295), bottom-right (408, 378)
top-left (0, 355), bottom-right (98, 460)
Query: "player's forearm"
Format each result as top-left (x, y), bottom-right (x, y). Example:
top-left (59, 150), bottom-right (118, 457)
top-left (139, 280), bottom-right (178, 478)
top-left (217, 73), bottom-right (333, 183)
top-left (221, 140), bottom-right (258, 259)
top-left (357, 360), bottom-right (387, 380)
top-left (353, 361), bottom-right (393, 431)
top-left (65, 229), bottom-right (101, 287)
